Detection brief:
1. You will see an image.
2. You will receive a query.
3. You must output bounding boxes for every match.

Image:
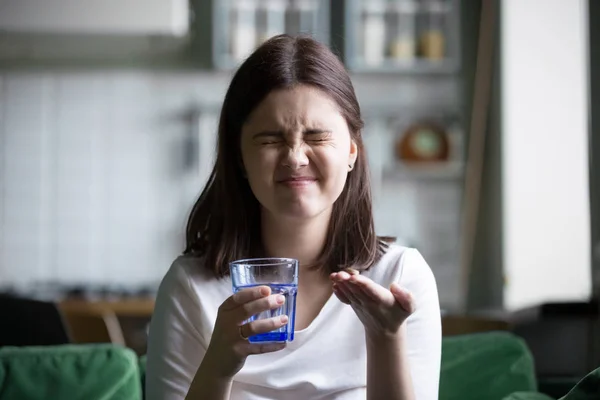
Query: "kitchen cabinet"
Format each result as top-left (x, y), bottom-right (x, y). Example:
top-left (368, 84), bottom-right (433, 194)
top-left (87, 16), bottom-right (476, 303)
top-left (0, 0), bottom-right (192, 67)
top-left (331, 0), bottom-right (461, 73)
top-left (190, 0), bottom-right (330, 70)
top-left (0, 0), bottom-right (189, 36)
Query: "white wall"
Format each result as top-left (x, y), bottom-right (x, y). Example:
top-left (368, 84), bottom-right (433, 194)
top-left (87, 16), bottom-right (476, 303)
top-left (500, 0), bottom-right (592, 310)
top-left (0, 70), bottom-right (463, 308)
top-left (0, 72), bottom-right (223, 288)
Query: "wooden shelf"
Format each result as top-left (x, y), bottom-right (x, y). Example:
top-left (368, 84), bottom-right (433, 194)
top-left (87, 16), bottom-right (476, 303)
top-left (59, 298), bottom-right (155, 318)
top-left (348, 59), bottom-right (460, 75)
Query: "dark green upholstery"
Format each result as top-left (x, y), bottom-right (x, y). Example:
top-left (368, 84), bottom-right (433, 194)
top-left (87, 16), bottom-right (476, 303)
top-left (0, 344), bottom-right (140, 400)
top-left (558, 366), bottom-right (600, 400)
top-left (0, 332), bottom-right (597, 400)
top-left (540, 377), bottom-right (584, 399)
top-left (440, 332), bottom-right (537, 400)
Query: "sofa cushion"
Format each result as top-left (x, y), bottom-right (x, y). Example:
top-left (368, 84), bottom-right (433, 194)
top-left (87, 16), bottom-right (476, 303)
top-left (560, 366), bottom-right (600, 400)
top-left (0, 344), bottom-right (141, 400)
top-left (440, 332), bottom-right (538, 400)
top-left (540, 377), bottom-right (584, 399)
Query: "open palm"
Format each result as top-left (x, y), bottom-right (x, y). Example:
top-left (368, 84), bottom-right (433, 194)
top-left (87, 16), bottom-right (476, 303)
top-left (330, 270), bottom-right (414, 339)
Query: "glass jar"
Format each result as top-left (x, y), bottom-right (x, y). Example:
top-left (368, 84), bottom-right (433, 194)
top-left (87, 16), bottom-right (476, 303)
top-left (362, 0), bottom-right (387, 67)
top-left (418, 0), bottom-right (446, 60)
top-left (388, 0), bottom-right (418, 63)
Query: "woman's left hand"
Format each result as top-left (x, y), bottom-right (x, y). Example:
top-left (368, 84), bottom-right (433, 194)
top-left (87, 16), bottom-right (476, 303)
top-left (330, 270), bottom-right (414, 340)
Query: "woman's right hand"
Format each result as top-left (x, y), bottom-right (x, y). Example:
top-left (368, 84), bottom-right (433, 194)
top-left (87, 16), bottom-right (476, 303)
top-left (202, 285), bottom-right (288, 379)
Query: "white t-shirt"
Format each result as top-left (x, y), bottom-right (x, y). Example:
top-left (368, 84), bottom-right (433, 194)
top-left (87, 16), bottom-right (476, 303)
top-left (146, 244), bottom-right (442, 400)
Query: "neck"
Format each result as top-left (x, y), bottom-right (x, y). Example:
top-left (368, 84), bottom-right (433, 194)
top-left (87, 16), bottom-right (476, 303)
top-left (261, 209), bottom-right (331, 269)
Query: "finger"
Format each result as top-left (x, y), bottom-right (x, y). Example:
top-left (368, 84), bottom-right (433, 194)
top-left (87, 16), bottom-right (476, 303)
top-left (221, 286), bottom-right (271, 311)
top-left (245, 342), bottom-right (287, 355)
top-left (332, 283), bottom-right (351, 304)
top-left (343, 280), bottom-right (373, 304)
top-left (390, 283), bottom-right (414, 313)
top-left (348, 280), bottom-right (380, 303)
top-left (350, 274), bottom-right (395, 305)
top-left (242, 314), bottom-right (289, 339)
top-left (239, 293), bottom-right (286, 321)
top-left (333, 271), bottom-right (352, 282)
top-left (233, 286), bottom-right (271, 305)
top-left (336, 282), bottom-right (362, 305)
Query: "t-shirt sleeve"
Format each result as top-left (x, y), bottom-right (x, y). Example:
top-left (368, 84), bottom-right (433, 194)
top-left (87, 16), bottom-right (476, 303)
top-left (145, 259), bottom-right (209, 400)
top-left (399, 248), bottom-right (442, 400)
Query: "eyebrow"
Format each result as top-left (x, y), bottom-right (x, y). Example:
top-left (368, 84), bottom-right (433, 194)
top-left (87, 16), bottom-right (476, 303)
top-left (252, 128), bottom-right (332, 140)
top-left (304, 128), bottom-right (332, 135)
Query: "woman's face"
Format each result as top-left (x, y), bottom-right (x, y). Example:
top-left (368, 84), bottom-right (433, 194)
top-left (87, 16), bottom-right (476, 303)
top-left (240, 85), bottom-right (358, 221)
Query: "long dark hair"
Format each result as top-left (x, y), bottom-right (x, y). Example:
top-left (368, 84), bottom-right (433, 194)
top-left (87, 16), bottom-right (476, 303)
top-left (184, 34), bottom-right (387, 277)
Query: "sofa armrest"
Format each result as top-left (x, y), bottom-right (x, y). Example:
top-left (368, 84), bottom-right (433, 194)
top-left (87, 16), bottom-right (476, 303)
top-left (441, 332), bottom-right (538, 400)
top-left (0, 344), bottom-right (141, 400)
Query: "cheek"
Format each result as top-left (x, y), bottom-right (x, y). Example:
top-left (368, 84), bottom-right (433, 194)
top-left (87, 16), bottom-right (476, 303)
top-left (315, 148), bottom-right (350, 187)
top-left (245, 148), bottom-right (278, 176)
top-left (242, 148), bottom-right (280, 198)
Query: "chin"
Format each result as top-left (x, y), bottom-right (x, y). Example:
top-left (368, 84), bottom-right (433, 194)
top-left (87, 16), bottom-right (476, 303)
top-left (272, 201), bottom-right (329, 221)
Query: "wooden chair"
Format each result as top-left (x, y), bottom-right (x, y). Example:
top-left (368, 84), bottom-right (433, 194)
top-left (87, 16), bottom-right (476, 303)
top-left (442, 314), bottom-right (511, 336)
top-left (60, 308), bottom-right (126, 346)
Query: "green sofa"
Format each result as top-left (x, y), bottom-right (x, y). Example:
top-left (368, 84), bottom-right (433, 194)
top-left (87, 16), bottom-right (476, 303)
top-left (0, 332), bottom-right (597, 400)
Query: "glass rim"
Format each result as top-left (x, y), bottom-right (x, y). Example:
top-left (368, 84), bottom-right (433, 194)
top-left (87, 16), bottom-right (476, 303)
top-left (229, 257), bottom-right (298, 267)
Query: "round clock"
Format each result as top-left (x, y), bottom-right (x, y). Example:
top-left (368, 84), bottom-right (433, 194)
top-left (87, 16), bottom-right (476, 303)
top-left (396, 122), bottom-right (450, 163)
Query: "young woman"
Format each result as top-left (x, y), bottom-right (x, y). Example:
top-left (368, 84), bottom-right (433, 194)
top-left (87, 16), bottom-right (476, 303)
top-left (146, 34), bottom-right (441, 400)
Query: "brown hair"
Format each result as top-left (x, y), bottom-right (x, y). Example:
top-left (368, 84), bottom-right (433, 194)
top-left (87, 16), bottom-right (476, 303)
top-left (184, 34), bottom-right (387, 277)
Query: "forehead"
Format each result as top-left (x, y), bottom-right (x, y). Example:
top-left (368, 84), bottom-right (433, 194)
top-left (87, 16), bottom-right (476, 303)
top-left (244, 85), bottom-right (344, 129)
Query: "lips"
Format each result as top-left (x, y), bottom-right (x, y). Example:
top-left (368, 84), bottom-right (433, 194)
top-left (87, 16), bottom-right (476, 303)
top-left (277, 176), bottom-right (318, 187)
top-left (278, 176), bottom-right (317, 182)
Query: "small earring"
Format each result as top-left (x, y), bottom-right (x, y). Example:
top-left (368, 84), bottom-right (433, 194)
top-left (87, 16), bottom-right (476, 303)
top-left (348, 164), bottom-right (354, 171)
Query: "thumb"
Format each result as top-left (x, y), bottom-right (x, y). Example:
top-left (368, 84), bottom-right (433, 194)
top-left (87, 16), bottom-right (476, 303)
top-left (390, 283), bottom-right (414, 314)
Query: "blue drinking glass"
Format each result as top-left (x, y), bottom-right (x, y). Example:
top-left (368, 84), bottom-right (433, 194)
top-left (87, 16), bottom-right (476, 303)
top-left (229, 258), bottom-right (299, 343)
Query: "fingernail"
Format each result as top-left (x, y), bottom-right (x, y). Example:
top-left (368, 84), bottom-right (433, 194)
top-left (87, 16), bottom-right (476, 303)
top-left (260, 287), bottom-right (270, 296)
top-left (280, 315), bottom-right (289, 324)
top-left (276, 295), bottom-right (285, 304)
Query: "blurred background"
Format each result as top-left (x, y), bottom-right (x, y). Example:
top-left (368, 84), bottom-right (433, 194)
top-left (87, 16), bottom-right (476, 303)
top-left (0, 0), bottom-right (598, 398)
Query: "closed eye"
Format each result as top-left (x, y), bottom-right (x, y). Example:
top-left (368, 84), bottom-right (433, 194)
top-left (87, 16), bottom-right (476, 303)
top-left (305, 128), bottom-right (331, 135)
top-left (252, 131), bottom-right (284, 144)
top-left (304, 129), bottom-right (332, 142)
top-left (262, 139), bottom-right (283, 144)
top-left (251, 128), bottom-right (332, 144)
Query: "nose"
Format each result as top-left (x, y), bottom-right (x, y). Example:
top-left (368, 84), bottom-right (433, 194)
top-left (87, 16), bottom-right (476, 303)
top-left (282, 143), bottom-right (309, 170)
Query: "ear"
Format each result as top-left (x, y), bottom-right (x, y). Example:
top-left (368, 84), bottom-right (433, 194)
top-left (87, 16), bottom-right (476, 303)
top-left (348, 139), bottom-right (358, 170)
